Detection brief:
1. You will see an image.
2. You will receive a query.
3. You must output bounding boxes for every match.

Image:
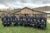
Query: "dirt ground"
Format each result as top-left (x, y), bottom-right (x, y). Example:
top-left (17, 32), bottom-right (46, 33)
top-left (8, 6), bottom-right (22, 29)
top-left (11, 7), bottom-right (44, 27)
top-left (47, 18), bottom-right (50, 23)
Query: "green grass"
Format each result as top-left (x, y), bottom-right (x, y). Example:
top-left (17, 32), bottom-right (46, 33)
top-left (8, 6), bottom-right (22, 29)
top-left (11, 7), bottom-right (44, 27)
top-left (0, 19), bottom-right (50, 33)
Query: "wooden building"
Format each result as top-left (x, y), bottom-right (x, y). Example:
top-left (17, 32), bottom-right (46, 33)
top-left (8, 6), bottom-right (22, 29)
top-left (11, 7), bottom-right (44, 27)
top-left (14, 7), bottom-right (47, 18)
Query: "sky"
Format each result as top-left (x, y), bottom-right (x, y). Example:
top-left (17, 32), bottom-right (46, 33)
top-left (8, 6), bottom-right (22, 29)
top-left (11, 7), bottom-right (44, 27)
top-left (0, 0), bottom-right (50, 9)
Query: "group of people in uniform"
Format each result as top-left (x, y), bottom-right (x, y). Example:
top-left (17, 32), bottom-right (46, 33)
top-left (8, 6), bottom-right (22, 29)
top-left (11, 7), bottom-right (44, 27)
top-left (1, 15), bottom-right (47, 29)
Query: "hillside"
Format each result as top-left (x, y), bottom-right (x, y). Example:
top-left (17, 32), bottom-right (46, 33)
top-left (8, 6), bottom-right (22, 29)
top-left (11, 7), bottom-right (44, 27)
top-left (33, 6), bottom-right (50, 11)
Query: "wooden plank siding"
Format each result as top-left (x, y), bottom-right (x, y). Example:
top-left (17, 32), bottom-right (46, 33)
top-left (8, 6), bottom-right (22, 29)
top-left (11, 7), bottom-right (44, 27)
top-left (14, 7), bottom-right (47, 17)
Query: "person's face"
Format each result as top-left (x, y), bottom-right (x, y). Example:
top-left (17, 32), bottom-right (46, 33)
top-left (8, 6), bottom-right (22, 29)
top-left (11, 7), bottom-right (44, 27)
top-left (37, 20), bottom-right (40, 22)
top-left (34, 19), bottom-right (36, 22)
top-left (41, 19), bottom-right (44, 22)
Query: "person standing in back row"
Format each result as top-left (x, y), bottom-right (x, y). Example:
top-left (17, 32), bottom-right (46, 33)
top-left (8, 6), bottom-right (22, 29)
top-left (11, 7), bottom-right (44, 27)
top-left (40, 19), bottom-right (46, 29)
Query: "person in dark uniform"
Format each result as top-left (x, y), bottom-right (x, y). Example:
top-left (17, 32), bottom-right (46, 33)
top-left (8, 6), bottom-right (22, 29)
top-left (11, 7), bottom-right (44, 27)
top-left (2, 16), bottom-right (4, 22)
top-left (23, 16), bottom-right (28, 26)
top-left (29, 16), bottom-right (34, 27)
top-left (33, 18), bottom-right (37, 28)
top-left (19, 16), bottom-right (23, 26)
top-left (11, 15), bottom-right (17, 26)
top-left (20, 19), bottom-right (23, 26)
top-left (7, 15), bottom-right (12, 26)
top-left (36, 17), bottom-right (41, 28)
top-left (40, 19), bottom-right (46, 29)
top-left (16, 18), bottom-right (21, 26)
top-left (37, 19), bottom-right (41, 28)
top-left (2, 15), bottom-right (9, 27)
top-left (42, 17), bottom-right (47, 28)
top-left (26, 18), bottom-right (30, 26)
top-left (22, 17), bottom-right (27, 26)
top-left (15, 18), bottom-right (19, 26)
top-left (29, 16), bottom-right (33, 26)
top-left (2, 16), bottom-right (7, 26)
top-left (14, 17), bottom-right (17, 26)
top-left (25, 16), bottom-right (31, 26)
top-left (19, 18), bottom-right (22, 26)
top-left (15, 18), bottom-right (18, 26)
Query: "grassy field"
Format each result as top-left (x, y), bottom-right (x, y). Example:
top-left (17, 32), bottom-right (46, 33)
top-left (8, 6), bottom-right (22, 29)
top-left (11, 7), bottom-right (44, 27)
top-left (0, 19), bottom-right (50, 33)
